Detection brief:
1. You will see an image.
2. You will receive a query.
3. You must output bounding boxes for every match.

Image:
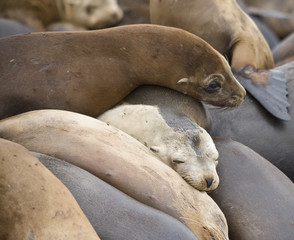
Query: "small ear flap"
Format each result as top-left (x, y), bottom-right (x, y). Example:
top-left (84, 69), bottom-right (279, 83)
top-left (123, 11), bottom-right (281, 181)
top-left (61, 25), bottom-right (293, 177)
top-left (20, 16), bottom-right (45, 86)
top-left (150, 146), bottom-right (160, 153)
top-left (176, 78), bottom-right (189, 85)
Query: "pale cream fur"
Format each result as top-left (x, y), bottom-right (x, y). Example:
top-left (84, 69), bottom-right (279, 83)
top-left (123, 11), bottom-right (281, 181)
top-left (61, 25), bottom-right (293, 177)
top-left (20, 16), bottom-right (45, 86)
top-left (98, 104), bottom-right (219, 192)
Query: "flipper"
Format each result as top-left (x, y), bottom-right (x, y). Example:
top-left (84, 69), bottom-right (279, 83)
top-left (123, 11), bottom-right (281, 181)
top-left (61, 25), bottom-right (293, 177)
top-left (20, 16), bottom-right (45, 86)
top-left (234, 69), bottom-right (291, 121)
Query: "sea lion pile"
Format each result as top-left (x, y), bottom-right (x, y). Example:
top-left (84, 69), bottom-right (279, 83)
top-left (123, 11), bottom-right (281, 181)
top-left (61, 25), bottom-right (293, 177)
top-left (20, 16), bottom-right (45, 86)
top-left (0, 0), bottom-right (294, 239)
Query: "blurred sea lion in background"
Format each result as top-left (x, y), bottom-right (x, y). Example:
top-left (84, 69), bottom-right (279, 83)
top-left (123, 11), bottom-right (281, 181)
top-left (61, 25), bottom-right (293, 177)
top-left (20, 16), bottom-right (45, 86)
top-left (0, 18), bottom-right (32, 38)
top-left (241, 0), bottom-right (294, 38)
top-left (0, 0), bottom-right (123, 31)
top-left (272, 32), bottom-right (294, 66)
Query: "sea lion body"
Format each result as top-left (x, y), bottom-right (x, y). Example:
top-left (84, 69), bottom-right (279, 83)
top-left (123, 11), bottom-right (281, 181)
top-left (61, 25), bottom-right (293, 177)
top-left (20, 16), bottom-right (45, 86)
top-left (34, 152), bottom-right (199, 240)
top-left (0, 0), bottom-right (123, 31)
top-left (150, 0), bottom-right (274, 71)
top-left (0, 138), bottom-right (100, 240)
top-left (98, 98), bottom-right (219, 191)
top-left (0, 18), bottom-right (32, 38)
top-left (207, 61), bottom-right (294, 181)
top-left (0, 109), bottom-right (229, 240)
top-left (272, 32), bottom-right (294, 66)
top-left (117, 0), bottom-right (150, 25)
top-left (210, 137), bottom-right (294, 240)
top-left (242, 0), bottom-right (294, 38)
top-left (0, 24), bottom-right (245, 119)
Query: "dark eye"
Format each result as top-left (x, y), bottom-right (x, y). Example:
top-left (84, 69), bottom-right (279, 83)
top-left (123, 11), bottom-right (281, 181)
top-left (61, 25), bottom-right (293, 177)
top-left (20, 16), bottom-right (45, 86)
top-left (172, 160), bottom-right (185, 164)
top-left (204, 81), bottom-right (221, 93)
top-left (86, 5), bottom-right (97, 14)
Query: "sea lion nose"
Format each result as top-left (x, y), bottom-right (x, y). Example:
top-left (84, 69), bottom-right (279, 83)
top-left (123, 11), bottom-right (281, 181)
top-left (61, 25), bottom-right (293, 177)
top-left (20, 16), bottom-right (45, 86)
top-left (112, 13), bottom-right (119, 20)
top-left (230, 93), bottom-right (245, 106)
top-left (205, 178), bottom-right (214, 188)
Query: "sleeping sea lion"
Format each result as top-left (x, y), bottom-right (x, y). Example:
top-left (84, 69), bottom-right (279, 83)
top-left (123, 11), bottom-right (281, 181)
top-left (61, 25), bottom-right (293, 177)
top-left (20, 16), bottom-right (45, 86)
top-left (34, 152), bottom-right (199, 240)
top-left (210, 137), bottom-right (294, 240)
top-left (0, 24), bottom-right (245, 119)
top-left (0, 0), bottom-right (123, 31)
top-left (0, 109), bottom-right (229, 240)
top-left (98, 99), bottom-right (219, 192)
top-left (0, 138), bottom-right (100, 240)
top-left (149, 0), bottom-right (290, 120)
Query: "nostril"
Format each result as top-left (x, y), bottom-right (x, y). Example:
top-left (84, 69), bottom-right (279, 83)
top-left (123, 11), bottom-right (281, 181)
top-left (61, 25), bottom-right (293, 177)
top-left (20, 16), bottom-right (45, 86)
top-left (205, 178), bottom-right (214, 188)
top-left (112, 13), bottom-right (119, 20)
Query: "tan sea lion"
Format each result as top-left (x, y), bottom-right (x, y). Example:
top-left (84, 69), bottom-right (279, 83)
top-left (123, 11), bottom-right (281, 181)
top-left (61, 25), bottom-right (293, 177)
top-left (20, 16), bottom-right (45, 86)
top-left (0, 0), bottom-right (123, 31)
top-left (0, 109), bottom-right (229, 240)
top-left (150, 0), bottom-right (274, 72)
top-left (0, 24), bottom-right (245, 120)
top-left (150, 0), bottom-right (290, 120)
top-left (98, 103), bottom-right (219, 192)
top-left (0, 138), bottom-right (100, 240)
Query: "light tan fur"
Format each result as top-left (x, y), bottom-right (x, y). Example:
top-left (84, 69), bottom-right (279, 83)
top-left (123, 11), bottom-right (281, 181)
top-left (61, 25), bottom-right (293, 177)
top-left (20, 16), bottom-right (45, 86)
top-left (0, 110), bottom-right (229, 240)
top-left (150, 0), bottom-right (274, 72)
top-left (98, 104), bottom-right (219, 192)
top-left (0, 138), bottom-right (100, 240)
top-left (0, 0), bottom-right (123, 31)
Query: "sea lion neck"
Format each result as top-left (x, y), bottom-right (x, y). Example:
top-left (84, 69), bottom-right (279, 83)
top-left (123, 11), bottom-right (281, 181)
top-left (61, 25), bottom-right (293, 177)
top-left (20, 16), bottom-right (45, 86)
top-left (93, 24), bottom-right (209, 88)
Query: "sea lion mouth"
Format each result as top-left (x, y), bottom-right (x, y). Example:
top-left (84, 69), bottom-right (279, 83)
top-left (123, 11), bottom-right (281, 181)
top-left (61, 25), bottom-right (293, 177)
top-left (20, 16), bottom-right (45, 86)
top-left (225, 95), bottom-right (244, 107)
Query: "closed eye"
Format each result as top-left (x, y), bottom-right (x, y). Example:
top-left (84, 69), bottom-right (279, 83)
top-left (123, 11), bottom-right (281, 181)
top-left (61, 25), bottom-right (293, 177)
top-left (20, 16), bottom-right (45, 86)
top-left (172, 160), bottom-right (185, 164)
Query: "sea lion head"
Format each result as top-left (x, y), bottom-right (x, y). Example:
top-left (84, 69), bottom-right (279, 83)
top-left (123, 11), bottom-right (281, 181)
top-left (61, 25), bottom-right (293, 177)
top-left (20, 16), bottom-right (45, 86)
top-left (176, 44), bottom-right (246, 107)
top-left (150, 121), bottom-right (220, 192)
top-left (98, 104), bottom-right (219, 192)
top-left (60, 0), bottom-right (123, 29)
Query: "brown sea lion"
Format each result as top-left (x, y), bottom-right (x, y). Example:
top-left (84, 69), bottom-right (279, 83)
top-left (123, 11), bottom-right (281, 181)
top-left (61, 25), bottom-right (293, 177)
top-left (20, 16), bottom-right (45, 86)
top-left (33, 152), bottom-right (199, 240)
top-left (0, 24), bottom-right (245, 120)
top-left (272, 32), bottom-right (294, 66)
top-left (210, 137), bottom-right (294, 240)
top-left (149, 0), bottom-right (290, 120)
top-left (0, 138), bottom-right (100, 240)
top-left (0, 0), bottom-right (123, 31)
top-left (0, 109), bottom-right (229, 240)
